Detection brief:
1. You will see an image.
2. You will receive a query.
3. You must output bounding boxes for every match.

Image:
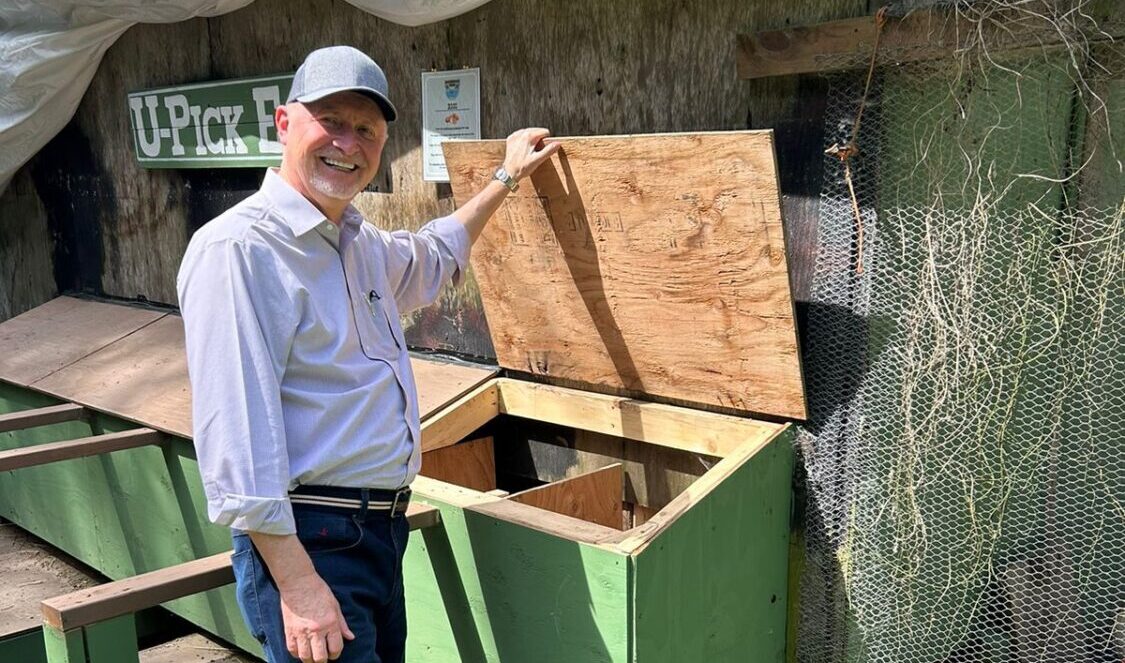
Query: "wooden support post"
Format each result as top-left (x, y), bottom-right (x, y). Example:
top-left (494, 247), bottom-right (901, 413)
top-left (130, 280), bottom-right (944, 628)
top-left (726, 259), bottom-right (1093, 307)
top-left (0, 403), bottom-right (86, 434)
top-left (420, 381), bottom-right (499, 453)
top-left (0, 428), bottom-right (162, 472)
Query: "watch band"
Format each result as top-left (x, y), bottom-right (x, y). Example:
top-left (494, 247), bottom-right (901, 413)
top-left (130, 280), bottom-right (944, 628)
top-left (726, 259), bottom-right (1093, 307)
top-left (493, 166), bottom-right (519, 192)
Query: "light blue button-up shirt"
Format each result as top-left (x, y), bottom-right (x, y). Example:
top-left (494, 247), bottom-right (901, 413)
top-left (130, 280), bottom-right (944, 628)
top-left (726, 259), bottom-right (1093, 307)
top-left (177, 169), bottom-right (470, 535)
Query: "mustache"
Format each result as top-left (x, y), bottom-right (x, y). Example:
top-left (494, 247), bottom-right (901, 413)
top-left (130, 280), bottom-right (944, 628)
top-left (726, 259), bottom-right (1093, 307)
top-left (315, 149), bottom-right (367, 168)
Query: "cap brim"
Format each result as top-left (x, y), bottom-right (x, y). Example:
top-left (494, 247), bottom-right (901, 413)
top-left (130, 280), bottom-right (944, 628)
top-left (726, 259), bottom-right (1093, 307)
top-left (294, 86), bottom-right (398, 123)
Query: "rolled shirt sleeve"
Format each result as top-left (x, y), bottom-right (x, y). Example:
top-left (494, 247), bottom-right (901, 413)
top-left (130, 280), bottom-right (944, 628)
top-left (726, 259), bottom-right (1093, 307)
top-left (384, 215), bottom-right (471, 313)
top-left (177, 235), bottom-right (300, 535)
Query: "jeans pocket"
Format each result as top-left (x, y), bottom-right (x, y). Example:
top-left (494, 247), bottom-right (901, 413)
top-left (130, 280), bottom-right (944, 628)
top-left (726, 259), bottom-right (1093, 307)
top-left (231, 535), bottom-right (268, 645)
top-left (295, 510), bottom-right (365, 555)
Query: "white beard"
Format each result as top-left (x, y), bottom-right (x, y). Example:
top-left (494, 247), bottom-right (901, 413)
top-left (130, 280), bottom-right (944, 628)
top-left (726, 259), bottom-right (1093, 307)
top-left (308, 168), bottom-right (365, 201)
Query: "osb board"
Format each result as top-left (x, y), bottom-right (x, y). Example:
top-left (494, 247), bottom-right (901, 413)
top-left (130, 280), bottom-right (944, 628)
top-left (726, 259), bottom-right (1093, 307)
top-left (510, 463), bottom-right (624, 530)
top-left (445, 133), bottom-right (806, 419)
top-left (420, 436), bottom-right (496, 491)
top-left (0, 296), bottom-right (165, 387)
top-left (0, 524), bottom-right (101, 637)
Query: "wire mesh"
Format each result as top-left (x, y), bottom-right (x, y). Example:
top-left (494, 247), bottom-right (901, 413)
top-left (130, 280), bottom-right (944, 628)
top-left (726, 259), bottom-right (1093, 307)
top-left (796, 2), bottom-right (1124, 661)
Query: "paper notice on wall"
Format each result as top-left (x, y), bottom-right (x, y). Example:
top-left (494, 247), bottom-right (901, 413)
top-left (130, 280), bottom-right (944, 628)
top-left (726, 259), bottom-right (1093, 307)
top-left (421, 68), bottom-right (481, 182)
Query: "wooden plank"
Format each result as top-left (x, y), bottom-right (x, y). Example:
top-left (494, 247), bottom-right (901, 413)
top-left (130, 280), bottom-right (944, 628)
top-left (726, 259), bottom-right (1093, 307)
top-left (0, 429), bottom-right (162, 472)
top-left (140, 633), bottom-right (257, 663)
top-left (0, 403), bottom-right (85, 433)
top-left (510, 464), bottom-right (624, 530)
top-left (737, 8), bottom-right (1125, 79)
top-left (496, 378), bottom-right (784, 459)
top-left (0, 297), bottom-right (165, 387)
top-left (420, 436), bottom-right (496, 492)
top-left (31, 315), bottom-right (191, 438)
top-left (411, 356), bottom-right (497, 422)
top-left (41, 501), bottom-right (441, 631)
top-left (420, 380), bottom-right (499, 453)
top-left (444, 133), bottom-right (807, 419)
top-left (0, 524), bottom-right (101, 638)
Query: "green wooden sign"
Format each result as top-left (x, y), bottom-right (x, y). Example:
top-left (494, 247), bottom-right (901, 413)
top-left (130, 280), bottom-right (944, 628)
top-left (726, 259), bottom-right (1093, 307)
top-left (127, 74), bottom-right (293, 169)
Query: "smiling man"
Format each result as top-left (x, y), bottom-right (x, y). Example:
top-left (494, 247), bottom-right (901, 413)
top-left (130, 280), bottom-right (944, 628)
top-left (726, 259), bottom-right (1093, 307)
top-left (176, 46), bottom-right (558, 663)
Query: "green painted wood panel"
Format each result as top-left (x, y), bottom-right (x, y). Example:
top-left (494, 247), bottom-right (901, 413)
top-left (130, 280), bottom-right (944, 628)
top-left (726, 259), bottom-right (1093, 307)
top-left (631, 429), bottom-right (795, 662)
top-left (0, 629), bottom-right (49, 663)
top-left (405, 497), bottom-right (630, 662)
top-left (0, 382), bottom-right (262, 657)
top-left (42, 627), bottom-right (85, 663)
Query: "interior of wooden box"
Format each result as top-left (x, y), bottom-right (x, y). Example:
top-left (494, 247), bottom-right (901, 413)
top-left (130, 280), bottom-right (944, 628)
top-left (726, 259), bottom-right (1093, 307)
top-left (418, 378), bottom-right (787, 536)
top-left (422, 415), bottom-right (719, 531)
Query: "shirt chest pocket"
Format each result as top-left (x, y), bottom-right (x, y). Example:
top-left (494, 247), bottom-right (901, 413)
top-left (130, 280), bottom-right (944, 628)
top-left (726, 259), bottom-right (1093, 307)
top-left (359, 287), bottom-right (403, 359)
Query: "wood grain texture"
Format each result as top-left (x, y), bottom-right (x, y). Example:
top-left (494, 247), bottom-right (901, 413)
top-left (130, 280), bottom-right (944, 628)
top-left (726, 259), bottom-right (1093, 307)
top-left (32, 315), bottom-right (192, 437)
top-left (510, 463), bottom-right (624, 530)
top-left (0, 296), bottom-right (165, 387)
top-left (420, 436), bottom-right (496, 491)
top-left (0, 168), bottom-right (55, 325)
top-left (421, 380), bottom-right (499, 453)
top-left (0, 428), bottom-right (161, 472)
top-left (446, 133), bottom-right (806, 418)
top-left (412, 357), bottom-right (498, 421)
top-left (496, 379), bottom-right (785, 459)
top-left (0, 403), bottom-right (86, 434)
top-left (737, 7), bottom-right (1125, 79)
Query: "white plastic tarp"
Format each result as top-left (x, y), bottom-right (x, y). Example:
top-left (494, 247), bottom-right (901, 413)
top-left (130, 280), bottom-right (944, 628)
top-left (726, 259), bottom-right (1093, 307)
top-left (0, 0), bottom-right (492, 194)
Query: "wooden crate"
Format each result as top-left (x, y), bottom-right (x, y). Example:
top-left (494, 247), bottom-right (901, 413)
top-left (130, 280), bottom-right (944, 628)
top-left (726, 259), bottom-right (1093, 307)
top-left (0, 130), bottom-right (803, 662)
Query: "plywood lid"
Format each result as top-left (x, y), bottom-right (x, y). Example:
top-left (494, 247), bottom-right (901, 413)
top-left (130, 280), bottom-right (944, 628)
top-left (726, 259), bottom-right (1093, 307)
top-left (444, 131), bottom-right (807, 420)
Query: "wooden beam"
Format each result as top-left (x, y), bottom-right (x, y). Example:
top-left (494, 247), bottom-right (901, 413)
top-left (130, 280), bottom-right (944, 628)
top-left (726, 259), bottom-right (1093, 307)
top-left (41, 502), bottom-right (441, 631)
top-left (737, 8), bottom-right (1125, 79)
top-left (420, 380), bottom-right (499, 453)
top-left (510, 464), bottom-right (624, 530)
top-left (0, 428), bottom-right (162, 472)
top-left (0, 403), bottom-right (85, 434)
top-left (495, 379), bottom-right (783, 459)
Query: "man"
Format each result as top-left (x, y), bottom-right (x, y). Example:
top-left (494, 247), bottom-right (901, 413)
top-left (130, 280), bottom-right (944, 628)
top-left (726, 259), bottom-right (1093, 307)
top-left (177, 45), bottom-right (559, 663)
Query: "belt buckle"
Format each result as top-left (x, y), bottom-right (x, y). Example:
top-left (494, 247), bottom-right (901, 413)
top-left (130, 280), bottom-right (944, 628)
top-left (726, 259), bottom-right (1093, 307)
top-left (390, 488), bottom-right (408, 517)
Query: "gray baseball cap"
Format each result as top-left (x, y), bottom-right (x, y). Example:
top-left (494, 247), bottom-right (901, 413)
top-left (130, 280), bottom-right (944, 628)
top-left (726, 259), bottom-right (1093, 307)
top-left (286, 46), bottom-right (398, 122)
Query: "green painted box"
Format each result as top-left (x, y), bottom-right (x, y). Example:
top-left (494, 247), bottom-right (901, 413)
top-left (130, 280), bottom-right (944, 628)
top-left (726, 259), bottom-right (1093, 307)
top-left (0, 131), bottom-right (804, 662)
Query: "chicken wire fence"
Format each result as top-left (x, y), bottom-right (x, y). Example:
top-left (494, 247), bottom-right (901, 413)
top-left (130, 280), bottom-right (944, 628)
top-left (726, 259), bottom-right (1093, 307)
top-left (794, 2), bottom-right (1124, 662)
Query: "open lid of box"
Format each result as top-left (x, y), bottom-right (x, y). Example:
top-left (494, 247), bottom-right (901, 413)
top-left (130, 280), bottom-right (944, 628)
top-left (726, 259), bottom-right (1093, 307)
top-left (443, 131), bottom-right (807, 420)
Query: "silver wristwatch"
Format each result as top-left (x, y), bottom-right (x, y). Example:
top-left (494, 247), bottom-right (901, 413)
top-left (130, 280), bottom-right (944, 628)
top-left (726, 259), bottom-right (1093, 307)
top-left (493, 166), bottom-right (519, 192)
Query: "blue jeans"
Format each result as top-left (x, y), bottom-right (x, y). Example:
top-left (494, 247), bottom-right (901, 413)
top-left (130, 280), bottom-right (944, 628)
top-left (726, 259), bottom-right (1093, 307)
top-left (231, 502), bottom-right (411, 663)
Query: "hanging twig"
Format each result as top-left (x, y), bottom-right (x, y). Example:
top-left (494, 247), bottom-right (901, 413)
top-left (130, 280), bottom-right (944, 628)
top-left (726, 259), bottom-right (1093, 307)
top-left (825, 6), bottom-right (890, 275)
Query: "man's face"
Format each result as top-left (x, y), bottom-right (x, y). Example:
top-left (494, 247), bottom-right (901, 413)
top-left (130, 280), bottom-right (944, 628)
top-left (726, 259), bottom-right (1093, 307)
top-left (276, 92), bottom-right (388, 213)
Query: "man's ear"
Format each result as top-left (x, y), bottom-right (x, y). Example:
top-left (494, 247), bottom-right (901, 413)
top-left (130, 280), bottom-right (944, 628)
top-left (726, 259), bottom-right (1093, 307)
top-left (275, 104), bottom-right (290, 145)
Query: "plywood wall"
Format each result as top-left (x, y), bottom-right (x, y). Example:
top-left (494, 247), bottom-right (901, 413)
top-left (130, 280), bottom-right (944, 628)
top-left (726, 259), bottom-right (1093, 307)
top-left (0, 0), bottom-right (867, 356)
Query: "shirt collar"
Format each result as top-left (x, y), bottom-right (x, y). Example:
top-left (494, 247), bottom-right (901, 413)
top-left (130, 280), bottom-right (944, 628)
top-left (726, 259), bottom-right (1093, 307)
top-left (260, 169), bottom-right (364, 238)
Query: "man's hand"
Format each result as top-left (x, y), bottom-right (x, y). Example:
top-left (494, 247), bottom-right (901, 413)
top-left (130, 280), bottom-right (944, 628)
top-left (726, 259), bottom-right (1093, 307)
top-left (279, 571), bottom-right (355, 663)
top-left (453, 127), bottom-right (562, 243)
top-left (502, 127), bottom-right (562, 181)
top-left (248, 531), bottom-right (354, 663)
